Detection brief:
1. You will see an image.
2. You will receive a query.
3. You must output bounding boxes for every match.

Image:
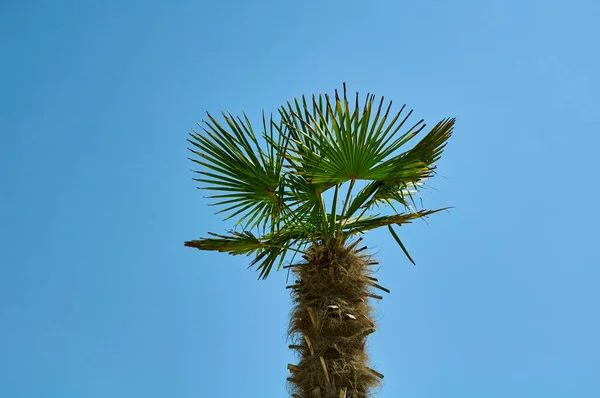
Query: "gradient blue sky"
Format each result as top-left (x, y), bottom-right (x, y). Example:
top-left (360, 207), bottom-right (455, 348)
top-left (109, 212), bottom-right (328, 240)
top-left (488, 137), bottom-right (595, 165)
top-left (2, 1), bottom-right (599, 397)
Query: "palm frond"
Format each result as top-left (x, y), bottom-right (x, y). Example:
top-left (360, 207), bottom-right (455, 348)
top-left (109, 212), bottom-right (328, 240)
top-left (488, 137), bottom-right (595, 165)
top-left (188, 112), bottom-right (288, 230)
top-left (279, 85), bottom-right (429, 187)
top-left (343, 208), bottom-right (449, 235)
top-left (184, 224), bottom-right (314, 279)
top-left (345, 118), bottom-right (454, 218)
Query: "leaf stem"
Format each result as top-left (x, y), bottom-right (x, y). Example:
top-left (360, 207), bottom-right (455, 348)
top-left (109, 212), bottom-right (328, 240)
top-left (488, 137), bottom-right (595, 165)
top-left (339, 178), bottom-right (356, 233)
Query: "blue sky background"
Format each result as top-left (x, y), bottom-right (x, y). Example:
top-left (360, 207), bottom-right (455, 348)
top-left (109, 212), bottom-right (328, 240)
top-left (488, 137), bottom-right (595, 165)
top-left (1, 0), bottom-right (599, 397)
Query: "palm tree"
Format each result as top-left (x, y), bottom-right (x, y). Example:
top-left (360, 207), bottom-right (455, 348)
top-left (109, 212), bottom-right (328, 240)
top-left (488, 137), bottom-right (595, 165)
top-left (185, 84), bottom-right (454, 398)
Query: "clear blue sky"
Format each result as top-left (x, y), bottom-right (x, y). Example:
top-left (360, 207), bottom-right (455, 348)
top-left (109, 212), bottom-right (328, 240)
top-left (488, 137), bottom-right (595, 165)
top-left (1, 0), bottom-right (599, 397)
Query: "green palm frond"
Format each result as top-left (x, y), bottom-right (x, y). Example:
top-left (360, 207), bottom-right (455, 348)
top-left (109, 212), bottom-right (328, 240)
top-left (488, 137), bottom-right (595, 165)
top-left (279, 88), bottom-right (428, 186)
top-left (188, 111), bottom-right (288, 230)
top-left (345, 116), bottom-right (454, 217)
top-left (186, 84), bottom-right (454, 278)
top-left (184, 230), bottom-right (269, 255)
top-left (184, 223), bottom-right (313, 279)
top-left (342, 208), bottom-right (448, 235)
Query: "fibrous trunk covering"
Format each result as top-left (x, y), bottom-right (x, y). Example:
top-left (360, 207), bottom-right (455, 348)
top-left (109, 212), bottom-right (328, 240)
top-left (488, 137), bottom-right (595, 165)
top-left (287, 237), bottom-right (385, 398)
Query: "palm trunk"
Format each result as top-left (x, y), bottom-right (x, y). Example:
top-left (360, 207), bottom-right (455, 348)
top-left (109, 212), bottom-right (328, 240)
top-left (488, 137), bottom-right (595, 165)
top-left (287, 237), bottom-right (385, 398)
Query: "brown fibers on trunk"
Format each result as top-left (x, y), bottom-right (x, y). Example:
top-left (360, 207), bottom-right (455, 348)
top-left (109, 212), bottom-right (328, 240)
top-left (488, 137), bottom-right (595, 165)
top-left (287, 237), bottom-right (384, 398)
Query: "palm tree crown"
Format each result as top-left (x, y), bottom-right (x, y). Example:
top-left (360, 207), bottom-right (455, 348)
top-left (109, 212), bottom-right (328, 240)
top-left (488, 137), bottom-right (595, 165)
top-left (185, 84), bottom-right (454, 278)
